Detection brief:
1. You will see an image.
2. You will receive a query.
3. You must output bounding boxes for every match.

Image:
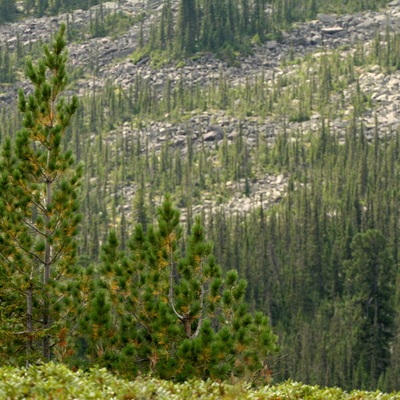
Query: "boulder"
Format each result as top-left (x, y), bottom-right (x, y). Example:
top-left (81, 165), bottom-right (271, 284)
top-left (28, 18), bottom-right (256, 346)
top-left (317, 14), bottom-right (336, 25)
top-left (321, 26), bottom-right (344, 34)
top-left (266, 40), bottom-right (278, 50)
top-left (204, 131), bottom-right (221, 141)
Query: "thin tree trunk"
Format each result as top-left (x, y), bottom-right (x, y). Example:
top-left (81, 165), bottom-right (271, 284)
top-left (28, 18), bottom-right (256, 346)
top-left (43, 178), bottom-right (52, 360)
top-left (26, 279), bottom-right (33, 367)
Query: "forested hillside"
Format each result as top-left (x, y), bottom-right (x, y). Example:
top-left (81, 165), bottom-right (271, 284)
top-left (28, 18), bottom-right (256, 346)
top-left (1, 0), bottom-right (400, 394)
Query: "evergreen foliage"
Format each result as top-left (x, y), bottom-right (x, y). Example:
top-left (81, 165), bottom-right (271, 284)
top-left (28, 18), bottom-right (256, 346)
top-left (0, 24), bottom-right (83, 364)
top-left (0, 0), bottom-right (17, 24)
top-left (2, 0), bottom-right (400, 392)
top-left (81, 196), bottom-right (278, 381)
top-left (345, 230), bottom-right (395, 389)
top-left (136, 0), bottom-right (393, 62)
top-left (0, 24), bottom-right (278, 383)
top-left (204, 123), bottom-right (400, 391)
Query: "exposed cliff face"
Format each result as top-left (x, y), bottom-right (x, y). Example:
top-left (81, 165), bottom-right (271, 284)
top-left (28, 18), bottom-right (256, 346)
top-left (1, 1), bottom-right (400, 215)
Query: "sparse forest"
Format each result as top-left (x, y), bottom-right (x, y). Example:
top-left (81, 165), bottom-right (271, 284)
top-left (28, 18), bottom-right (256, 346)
top-left (1, 0), bottom-right (400, 397)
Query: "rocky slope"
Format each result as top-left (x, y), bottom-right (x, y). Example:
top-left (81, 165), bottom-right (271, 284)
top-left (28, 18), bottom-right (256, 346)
top-left (1, 0), bottom-right (400, 216)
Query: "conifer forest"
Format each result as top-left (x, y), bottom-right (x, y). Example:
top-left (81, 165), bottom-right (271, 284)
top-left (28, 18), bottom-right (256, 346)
top-left (2, 0), bottom-right (400, 397)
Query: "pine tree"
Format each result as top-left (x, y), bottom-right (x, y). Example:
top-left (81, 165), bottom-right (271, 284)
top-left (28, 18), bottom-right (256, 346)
top-left (175, 0), bottom-right (197, 55)
top-left (97, 196), bottom-right (278, 381)
top-left (132, 184), bottom-right (149, 231)
top-left (0, 24), bottom-right (82, 364)
top-left (0, 44), bottom-right (15, 84)
top-left (0, 0), bottom-right (17, 24)
top-left (345, 229), bottom-right (395, 389)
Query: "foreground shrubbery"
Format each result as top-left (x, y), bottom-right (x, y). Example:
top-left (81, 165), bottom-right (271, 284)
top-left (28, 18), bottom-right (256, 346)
top-left (0, 363), bottom-right (399, 400)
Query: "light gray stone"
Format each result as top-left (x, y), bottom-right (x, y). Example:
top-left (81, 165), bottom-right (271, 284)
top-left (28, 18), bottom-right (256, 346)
top-left (321, 26), bottom-right (344, 34)
top-left (317, 13), bottom-right (336, 25)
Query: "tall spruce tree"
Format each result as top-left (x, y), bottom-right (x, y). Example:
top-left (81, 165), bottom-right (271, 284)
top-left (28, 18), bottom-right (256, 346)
top-left (0, 0), bottom-right (16, 24)
top-left (175, 0), bottom-right (197, 55)
top-left (0, 24), bottom-right (82, 364)
top-left (345, 229), bottom-right (395, 389)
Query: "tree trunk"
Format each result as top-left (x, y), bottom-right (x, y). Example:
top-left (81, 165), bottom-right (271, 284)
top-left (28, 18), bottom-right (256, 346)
top-left (26, 279), bottom-right (33, 367)
top-left (43, 178), bottom-right (52, 360)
